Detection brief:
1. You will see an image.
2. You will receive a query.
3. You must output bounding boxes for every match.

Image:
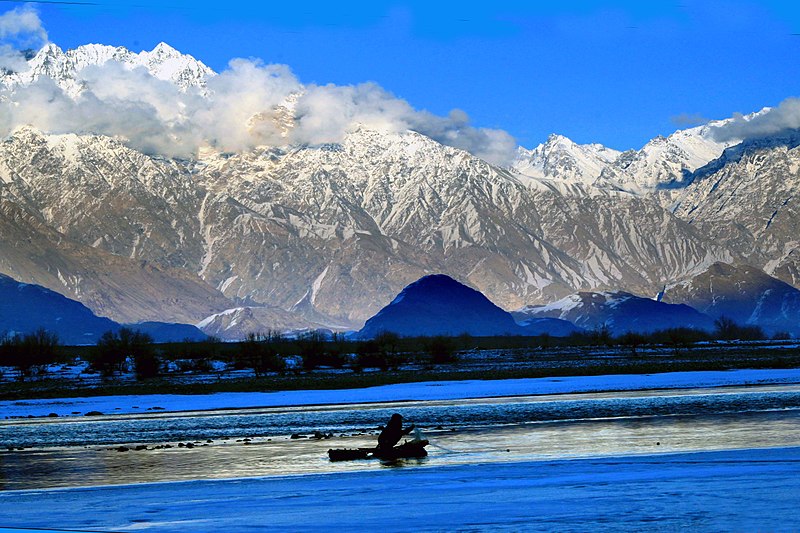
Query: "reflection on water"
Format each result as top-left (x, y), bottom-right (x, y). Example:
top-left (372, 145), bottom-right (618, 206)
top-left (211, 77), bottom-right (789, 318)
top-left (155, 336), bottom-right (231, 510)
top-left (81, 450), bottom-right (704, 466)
top-left (2, 385), bottom-right (800, 490)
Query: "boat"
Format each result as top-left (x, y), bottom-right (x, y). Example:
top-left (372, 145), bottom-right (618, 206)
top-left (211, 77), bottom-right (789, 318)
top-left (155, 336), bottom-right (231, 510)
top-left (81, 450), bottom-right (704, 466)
top-left (328, 439), bottom-right (429, 462)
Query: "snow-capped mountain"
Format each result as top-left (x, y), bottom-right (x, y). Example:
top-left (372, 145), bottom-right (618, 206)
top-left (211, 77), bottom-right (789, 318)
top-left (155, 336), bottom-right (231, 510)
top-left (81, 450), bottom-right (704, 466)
top-left (0, 127), bottom-right (231, 325)
top-left (670, 131), bottom-right (800, 287)
top-left (0, 41), bottom-right (796, 337)
top-left (512, 291), bottom-right (714, 335)
top-left (594, 121), bottom-right (737, 195)
top-left (510, 119), bottom-right (746, 198)
top-left (0, 121), bottom-right (730, 328)
top-left (512, 134), bottom-right (621, 186)
top-left (1, 42), bottom-right (213, 96)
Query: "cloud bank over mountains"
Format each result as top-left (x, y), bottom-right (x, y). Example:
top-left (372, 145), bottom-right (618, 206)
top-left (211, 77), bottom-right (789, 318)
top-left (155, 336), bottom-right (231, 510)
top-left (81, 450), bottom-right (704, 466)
top-left (710, 98), bottom-right (800, 143)
top-left (2, 5), bottom-right (792, 169)
top-left (0, 7), bottom-right (515, 165)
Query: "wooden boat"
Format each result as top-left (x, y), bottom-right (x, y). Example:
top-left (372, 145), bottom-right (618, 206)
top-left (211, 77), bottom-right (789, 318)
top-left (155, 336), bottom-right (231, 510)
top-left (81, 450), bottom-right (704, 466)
top-left (328, 439), bottom-right (429, 462)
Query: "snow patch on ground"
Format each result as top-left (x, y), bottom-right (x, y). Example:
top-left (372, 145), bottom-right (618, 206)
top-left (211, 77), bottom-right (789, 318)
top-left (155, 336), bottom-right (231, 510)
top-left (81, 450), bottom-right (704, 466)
top-left (4, 368), bottom-right (800, 419)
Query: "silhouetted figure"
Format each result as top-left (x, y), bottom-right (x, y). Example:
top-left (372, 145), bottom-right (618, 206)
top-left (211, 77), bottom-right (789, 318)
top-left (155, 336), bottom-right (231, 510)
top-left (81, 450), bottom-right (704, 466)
top-left (377, 413), bottom-right (415, 451)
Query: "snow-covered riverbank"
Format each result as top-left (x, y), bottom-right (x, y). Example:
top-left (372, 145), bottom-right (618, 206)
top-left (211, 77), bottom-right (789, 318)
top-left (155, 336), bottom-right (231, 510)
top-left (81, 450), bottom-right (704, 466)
top-left (5, 368), bottom-right (800, 419)
top-left (2, 447), bottom-right (799, 532)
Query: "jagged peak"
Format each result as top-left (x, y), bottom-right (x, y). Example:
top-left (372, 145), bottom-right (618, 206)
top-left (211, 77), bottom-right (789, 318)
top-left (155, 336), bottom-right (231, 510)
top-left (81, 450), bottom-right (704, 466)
top-left (545, 133), bottom-right (572, 144)
top-left (35, 42), bottom-right (63, 56)
top-left (72, 42), bottom-right (123, 53)
top-left (7, 123), bottom-right (46, 140)
top-left (150, 41), bottom-right (180, 57)
top-left (7, 40), bottom-right (214, 94)
top-left (343, 126), bottom-right (476, 156)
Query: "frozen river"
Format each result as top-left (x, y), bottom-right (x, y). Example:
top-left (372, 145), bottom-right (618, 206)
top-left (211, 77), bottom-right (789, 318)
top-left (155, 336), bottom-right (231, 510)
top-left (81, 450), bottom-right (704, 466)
top-left (3, 383), bottom-right (800, 490)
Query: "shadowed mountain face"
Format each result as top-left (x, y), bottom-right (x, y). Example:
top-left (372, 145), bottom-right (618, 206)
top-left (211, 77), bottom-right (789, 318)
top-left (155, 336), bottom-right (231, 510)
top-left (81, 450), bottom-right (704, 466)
top-left (513, 291), bottom-right (714, 335)
top-left (358, 274), bottom-right (577, 338)
top-left (128, 322), bottom-right (207, 343)
top-left (514, 317), bottom-right (582, 337)
top-left (0, 273), bottom-right (206, 344)
top-left (0, 273), bottom-right (118, 345)
top-left (663, 262), bottom-right (800, 335)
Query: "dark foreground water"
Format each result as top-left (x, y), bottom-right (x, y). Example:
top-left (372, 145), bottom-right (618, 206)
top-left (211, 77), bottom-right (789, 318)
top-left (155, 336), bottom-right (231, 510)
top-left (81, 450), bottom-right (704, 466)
top-left (2, 384), bottom-right (800, 490)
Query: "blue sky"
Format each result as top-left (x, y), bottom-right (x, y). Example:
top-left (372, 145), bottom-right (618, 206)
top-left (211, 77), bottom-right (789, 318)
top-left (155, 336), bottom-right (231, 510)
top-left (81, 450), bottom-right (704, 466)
top-left (13, 0), bottom-right (800, 150)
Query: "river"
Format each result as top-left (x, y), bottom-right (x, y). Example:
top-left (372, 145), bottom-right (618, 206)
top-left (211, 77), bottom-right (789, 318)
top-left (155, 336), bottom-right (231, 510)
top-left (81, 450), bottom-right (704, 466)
top-left (2, 384), bottom-right (800, 490)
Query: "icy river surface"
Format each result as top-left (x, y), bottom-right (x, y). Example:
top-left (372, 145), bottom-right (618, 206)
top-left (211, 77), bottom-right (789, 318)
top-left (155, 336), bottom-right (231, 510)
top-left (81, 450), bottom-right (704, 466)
top-left (2, 384), bottom-right (800, 490)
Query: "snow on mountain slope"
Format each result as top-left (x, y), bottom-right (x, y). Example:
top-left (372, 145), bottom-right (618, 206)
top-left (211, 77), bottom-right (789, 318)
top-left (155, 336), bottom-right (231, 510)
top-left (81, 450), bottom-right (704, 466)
top-left (512, 134), bottom-right (621, 186)
top-left (0, 42), bottom-right (214, 95)
top-left (595, 120), bottom-right (738, 196)
top-left (670, 131), bottom-right (800, 285)
top-left (196, 306), bottom-right (338, 340)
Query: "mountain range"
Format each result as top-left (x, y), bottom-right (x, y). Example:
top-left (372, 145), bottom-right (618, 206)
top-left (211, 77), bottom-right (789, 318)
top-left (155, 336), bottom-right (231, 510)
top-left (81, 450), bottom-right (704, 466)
top-left (1, 42), bottom-right (799, 339)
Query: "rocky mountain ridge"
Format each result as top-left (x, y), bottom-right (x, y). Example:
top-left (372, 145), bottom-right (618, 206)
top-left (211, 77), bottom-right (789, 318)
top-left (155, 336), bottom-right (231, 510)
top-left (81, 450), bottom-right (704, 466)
top-left (663, 262), bottom-right (800, 336)
top-left (0, 124), bottom-right (733, 329)
top-left (1, 42), bottom-right (213, 95)
top-left (0, 42), bottom-right (796, 337)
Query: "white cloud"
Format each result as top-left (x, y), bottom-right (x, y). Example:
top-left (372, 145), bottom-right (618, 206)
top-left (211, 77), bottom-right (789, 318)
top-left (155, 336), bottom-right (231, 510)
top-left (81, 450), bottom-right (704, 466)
top-left (710, 99), bottom-right (800, 143)
top-left (408, 108), bottom-right (517, 166)
top-left (671, 112), bottom-right (709, 127)
top-left (0, 8), bottom-right (518, 165)
top-left (0, 6), bottom-right (47, 45)
top-left (200, 59), bottom-right (304, 151)
top-left (0, 7), bottom-right (47, 72)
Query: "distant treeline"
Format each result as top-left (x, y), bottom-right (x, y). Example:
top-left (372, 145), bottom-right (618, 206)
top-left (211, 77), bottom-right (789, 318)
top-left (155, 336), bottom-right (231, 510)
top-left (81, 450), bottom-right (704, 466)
top-left (0, 317), bottom-right (787, 381)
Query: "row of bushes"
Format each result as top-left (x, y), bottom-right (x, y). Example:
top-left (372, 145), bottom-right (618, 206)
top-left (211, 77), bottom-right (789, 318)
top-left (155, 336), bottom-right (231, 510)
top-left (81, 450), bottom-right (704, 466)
top-left (566, 316), bottom-right (774, 353)
top-left (0, 316), bottom-right (788, 381)
top-left (233, 331), bottom-right (459, 374)
top-left (0, 328), bottom-right (461, 381)
top-left (0, 329), bottom-right (59, 378)
top-left (0, 327), bottom-right (161, 380)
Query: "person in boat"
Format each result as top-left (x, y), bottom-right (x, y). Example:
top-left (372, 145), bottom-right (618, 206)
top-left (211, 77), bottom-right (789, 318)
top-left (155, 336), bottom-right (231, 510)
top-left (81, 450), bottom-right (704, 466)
top-left (377, 413), bottom-right (415, 451)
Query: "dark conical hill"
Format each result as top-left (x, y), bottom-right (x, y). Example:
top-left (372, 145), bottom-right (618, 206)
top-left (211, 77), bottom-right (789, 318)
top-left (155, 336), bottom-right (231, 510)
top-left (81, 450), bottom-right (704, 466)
top-left (358, 274), bottom-right (576, 338)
